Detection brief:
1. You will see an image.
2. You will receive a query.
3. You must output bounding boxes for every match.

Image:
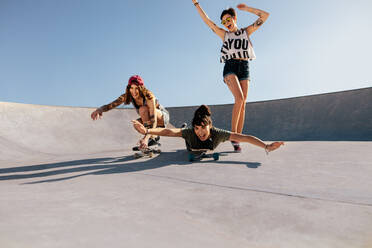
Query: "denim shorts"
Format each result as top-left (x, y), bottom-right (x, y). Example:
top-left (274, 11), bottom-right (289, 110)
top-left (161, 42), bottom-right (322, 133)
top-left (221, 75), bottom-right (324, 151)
top-left (223, 59), bottom-right (250, 81)
top-left (160, 107), bottom-right (170, 127)
top-left (135, 105), bottom-right (169, 127)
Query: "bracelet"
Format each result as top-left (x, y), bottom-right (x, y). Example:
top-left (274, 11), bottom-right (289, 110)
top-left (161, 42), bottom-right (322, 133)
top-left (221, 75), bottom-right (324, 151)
top-left (194, 2), bottom-right (199, 6)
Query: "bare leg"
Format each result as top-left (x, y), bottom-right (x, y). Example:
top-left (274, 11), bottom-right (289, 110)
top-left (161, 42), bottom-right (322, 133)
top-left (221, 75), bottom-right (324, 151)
top-left (139, 106), bottom-right (165, 127)
top-left (237, 79), bottom-right (249, 133)
top-left (138, 106), bottom-right (150, 125)
top-left (138, 106), bottom-right (166, 146)
top-left (224, 74), bottom-right (245, 137)
top-left (155, 109), bottom-right (165, 127)
top-left (137, 106), bottom-right (155, 147)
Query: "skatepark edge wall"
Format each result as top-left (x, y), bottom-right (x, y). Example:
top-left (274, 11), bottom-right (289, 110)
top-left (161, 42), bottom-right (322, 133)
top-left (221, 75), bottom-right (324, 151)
top-left (0, 103), bottom-right (141, 158)
top-left (167, 87), bottom-right (372, 141)
top-left (1, 87), bottom-right (371, 160)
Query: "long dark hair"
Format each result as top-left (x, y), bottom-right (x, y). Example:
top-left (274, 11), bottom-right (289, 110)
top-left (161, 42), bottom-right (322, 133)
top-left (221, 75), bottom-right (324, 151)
top-left (123, 85), bottom-right (154, 105)
top-left (192, 105), bottom-right (212, 127)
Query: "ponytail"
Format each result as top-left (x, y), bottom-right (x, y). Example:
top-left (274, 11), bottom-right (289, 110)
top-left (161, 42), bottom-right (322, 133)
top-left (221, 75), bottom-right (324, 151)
top-left (192, 105), bottom-right (212, 127)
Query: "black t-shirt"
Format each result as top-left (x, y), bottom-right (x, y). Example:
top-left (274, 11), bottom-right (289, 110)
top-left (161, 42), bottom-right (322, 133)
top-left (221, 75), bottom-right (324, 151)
top-left (181, 127), bottom-right (231, 150)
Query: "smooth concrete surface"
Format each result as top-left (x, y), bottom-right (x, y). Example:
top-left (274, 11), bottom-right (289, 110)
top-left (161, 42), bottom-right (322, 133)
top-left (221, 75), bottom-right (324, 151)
top-left (1, 100), bottom-right (372, 248)
top-left (168, 87), bottom-right (372, 141)
top-left (0, 102), bottom-right (140, 161)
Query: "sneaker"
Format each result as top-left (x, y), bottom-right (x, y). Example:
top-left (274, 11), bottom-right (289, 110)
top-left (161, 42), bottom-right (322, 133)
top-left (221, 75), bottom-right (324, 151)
top-left (181, 123), bottom-right (187, 128)
top-left (234, 145), bottom-right (242, 153)
top-left (148, 136), bottom-right (160, 147)
top-left (231, 141), bottom-right (242, 153)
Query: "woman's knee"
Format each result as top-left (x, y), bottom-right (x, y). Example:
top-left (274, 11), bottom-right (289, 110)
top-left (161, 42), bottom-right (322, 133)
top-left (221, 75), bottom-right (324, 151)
top-left (138, 106), bottom-right (149, 119)
top-left (240, 80), bottom-right (249, 100)
top-left (139, 106), bottom-right (149, 114)
top-left (234, 94), bottom-right (245, 105)
top-left (226, 80), bottom-right (244, 104)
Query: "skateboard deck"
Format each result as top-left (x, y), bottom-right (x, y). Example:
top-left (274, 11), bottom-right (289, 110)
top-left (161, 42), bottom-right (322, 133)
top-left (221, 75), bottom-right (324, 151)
top-left (134, 147), bottom-right (161, 159)
top-left (132, 139), bottom-right (161, 151)
top-left (188, 149), bottom-right (227, 162)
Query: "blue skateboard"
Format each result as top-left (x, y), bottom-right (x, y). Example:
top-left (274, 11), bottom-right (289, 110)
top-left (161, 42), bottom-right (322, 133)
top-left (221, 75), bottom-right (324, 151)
top-left (188, 149), bottom-right (225, 162)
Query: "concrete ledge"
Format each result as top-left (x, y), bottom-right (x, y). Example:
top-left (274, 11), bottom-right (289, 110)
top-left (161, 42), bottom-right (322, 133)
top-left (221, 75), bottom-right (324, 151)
top-left (167, 87), bottom-right (372, 141)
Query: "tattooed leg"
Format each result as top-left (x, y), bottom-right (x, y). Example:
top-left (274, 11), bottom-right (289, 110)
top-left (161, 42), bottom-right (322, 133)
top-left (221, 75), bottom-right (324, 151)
top-left (138, 106), bottom-right (150, 126)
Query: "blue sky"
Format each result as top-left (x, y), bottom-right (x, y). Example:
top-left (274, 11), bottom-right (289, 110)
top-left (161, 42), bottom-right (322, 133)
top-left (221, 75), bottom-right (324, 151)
top-left (1, 0), bottom-right (371, 107)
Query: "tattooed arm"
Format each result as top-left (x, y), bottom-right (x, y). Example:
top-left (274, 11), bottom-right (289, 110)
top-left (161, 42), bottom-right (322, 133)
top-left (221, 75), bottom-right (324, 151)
top-left (191, 0), bottom-right (226, 40)
top-left (90, 94), bottom-right (125, 120)
top-left (237, 3), bottom-right (269, 36)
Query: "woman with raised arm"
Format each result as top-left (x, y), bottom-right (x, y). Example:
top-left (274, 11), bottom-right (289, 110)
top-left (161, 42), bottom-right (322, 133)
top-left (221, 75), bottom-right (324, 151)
top-left (191, 1), bottom-right (269, 152)
top-left (132, 105), bottom-right (283, 154)
top-left (91, 75), bottom-right (170, 149)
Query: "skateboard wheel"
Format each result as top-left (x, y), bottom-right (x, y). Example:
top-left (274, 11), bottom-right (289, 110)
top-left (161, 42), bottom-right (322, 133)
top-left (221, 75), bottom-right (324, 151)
top-left (212, 153), bottom-right (219, 160)
top-left (188, 153), bottom-right (195, 162)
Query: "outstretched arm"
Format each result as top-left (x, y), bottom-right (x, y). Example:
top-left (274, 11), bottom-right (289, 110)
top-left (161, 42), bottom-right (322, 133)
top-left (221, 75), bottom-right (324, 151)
top-left (230, 132), bottom-right (284, 153)
top-left (191, 0), bottom-right (226, 40)
top-left (91, 94), bottom-right (126, 120)
top-left (237, 3), bottom-right (269, 36)
top-left (132, 120), bottom-right (182, 137)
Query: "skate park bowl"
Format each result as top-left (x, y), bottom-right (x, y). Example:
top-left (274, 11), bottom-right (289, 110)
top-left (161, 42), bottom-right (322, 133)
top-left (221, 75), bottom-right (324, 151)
top-left (1, 87), bottom-right (372, 248)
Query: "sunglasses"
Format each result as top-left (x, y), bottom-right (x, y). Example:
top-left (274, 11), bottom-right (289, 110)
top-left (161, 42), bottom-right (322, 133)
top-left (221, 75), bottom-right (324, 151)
top-left (221, 17), bottom-right (233, 25)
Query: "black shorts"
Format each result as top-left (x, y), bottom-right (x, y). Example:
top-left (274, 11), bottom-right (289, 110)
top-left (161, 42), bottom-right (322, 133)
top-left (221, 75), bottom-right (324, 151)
top-left (223, 59), bottom-right (250, 81)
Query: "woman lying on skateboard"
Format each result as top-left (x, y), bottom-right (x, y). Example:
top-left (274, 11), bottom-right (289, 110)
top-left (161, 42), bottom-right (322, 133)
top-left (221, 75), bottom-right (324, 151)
top-left (91, 75), bottom-right (170, 148)
top-left (132, 104), bottom-right (283, 153)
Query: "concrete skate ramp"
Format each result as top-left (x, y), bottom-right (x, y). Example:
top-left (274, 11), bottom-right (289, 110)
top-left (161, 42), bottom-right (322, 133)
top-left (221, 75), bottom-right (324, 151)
top-left (1, 90), bottom-right (372, 248)
top-left (0, 102), bottom-right (141, 161)
top-left (168, 87), bottom-right (372, 141)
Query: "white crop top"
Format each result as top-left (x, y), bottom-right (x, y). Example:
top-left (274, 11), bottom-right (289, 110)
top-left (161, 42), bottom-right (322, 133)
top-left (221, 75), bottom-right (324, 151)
top-left (220, 28), bottom-right (256, 63)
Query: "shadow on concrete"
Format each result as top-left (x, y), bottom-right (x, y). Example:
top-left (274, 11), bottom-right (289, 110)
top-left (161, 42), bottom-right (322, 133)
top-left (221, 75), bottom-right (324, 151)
top-left (0, 150), bottom-right (261, 184)
top-left (187, 159), bottom-right (261, 169)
